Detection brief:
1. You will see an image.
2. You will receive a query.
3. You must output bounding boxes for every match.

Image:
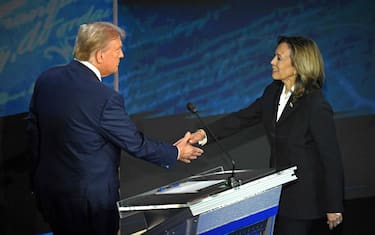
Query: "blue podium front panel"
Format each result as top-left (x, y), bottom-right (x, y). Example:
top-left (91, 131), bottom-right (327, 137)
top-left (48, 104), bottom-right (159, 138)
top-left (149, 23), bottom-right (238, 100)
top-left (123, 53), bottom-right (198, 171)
top-left (117, 167), bottom-right (297, 234)
top-left (196, 186), bottom-right (281, 235)
top-left (199, 206), bottom-right (278, 235)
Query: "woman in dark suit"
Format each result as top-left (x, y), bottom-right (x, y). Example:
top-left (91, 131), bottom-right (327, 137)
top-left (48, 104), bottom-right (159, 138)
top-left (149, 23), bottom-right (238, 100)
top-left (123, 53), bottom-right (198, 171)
top-left (189, 36), bottom-right (344, 235)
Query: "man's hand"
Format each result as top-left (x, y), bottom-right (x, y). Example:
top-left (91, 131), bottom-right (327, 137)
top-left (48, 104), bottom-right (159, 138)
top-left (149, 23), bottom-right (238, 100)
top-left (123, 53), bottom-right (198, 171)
top-left (327, 212), bottom-right (343, 230)
top-left (174, 132), bottom-right (204, 163)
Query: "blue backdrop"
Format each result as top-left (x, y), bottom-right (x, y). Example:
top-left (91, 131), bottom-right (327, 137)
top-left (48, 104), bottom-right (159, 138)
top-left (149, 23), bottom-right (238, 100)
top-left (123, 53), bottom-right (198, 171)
top-left (0, 0), bottom-right (112, 117)
top-left (118, 0), bottom-right (375, 119)
top-left (1, 0), bottom-right (374, 119)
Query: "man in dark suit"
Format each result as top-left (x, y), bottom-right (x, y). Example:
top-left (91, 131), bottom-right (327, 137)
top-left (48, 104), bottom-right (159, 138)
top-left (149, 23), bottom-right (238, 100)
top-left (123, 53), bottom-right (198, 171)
top-left (189, 36), bottom-right (344, 235)
top-left (27, 22), bottom-right (203, 235)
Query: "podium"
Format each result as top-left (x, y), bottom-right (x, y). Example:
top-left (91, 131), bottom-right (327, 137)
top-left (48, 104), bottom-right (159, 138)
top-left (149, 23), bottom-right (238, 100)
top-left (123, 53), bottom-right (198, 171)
top-left (117, 166), bottom-right (297, 235)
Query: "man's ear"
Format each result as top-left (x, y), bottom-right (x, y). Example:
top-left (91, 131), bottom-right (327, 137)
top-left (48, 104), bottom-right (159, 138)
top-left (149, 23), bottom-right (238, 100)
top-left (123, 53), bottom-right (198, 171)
top-left (95, 49), bottom-right (103, 64)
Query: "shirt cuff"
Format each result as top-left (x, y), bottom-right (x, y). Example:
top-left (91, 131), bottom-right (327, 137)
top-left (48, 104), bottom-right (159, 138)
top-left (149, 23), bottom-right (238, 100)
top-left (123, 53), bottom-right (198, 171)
top-left (176, 146), bottom-right (180, 159)
top-left (198, 129), bottom-right (208, 146)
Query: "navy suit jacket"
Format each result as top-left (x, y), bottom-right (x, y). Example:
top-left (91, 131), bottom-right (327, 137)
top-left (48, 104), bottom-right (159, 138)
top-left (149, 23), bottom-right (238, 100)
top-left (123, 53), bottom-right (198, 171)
top-left (205, 80), bottom-right (344, 219)
top-left (28, 60), bottom-right (177, 205)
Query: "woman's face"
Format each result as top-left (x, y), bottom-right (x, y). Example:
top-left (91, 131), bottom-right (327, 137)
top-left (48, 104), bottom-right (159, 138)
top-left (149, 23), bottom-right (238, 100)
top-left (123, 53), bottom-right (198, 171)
top-left (270, 42), bottom-right (297, 84)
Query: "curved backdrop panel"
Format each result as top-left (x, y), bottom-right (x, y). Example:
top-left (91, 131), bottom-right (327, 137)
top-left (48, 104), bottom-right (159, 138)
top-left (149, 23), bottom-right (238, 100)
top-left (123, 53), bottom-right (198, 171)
top-left (118, 0), bottom-right (375, 119)
top-left (0, 0), bottom-right (113, 117)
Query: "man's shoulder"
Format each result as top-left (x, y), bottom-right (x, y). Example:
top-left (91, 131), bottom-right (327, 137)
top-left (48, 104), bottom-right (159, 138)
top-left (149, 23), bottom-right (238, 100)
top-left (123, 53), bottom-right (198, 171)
top-left (37, 62), bottom-right (80, 83)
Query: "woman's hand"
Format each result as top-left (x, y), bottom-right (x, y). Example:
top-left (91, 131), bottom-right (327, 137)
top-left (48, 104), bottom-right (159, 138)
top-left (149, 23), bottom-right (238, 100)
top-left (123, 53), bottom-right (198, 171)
top-left (327, 212), bottom-right (343, 230)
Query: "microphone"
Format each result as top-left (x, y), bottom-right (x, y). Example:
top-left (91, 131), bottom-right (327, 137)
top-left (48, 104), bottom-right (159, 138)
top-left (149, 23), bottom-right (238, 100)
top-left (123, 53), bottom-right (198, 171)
top-left (186, 102), bottom-right (241, 188)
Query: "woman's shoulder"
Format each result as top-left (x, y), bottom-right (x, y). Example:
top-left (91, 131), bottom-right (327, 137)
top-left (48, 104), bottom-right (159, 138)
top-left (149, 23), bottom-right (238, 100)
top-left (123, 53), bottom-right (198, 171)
top-left (303, 89), bottom-right (333, 111)
top-left (306, 89), bottom-right (325, 101)
top-left (264, 80), bottom-right (283, 93)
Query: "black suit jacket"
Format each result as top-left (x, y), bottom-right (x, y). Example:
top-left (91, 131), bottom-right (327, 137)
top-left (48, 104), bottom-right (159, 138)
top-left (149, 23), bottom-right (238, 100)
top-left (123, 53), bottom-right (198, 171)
top-left (206, 80), bottom-right (344, 219)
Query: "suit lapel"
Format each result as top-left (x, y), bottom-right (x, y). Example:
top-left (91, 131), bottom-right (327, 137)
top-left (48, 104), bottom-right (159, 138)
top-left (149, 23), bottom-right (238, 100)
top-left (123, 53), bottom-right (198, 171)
top-left (277, 96), bottom-right (299, 124)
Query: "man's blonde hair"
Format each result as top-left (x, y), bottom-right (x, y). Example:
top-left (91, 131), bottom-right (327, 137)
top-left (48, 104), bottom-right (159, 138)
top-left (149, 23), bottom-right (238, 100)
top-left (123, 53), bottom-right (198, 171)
top-left (73, 22), bottom-right (125, 61)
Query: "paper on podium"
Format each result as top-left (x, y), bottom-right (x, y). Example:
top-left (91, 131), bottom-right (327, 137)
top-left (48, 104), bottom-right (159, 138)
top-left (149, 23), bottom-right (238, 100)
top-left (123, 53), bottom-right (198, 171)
top-left (155, 180), bottom-right (226, 194)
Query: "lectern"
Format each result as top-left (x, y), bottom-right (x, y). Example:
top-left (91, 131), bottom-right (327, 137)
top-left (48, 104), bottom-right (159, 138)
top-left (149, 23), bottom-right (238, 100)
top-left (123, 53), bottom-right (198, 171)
top-left (117, 166), bottom-right (297, 235)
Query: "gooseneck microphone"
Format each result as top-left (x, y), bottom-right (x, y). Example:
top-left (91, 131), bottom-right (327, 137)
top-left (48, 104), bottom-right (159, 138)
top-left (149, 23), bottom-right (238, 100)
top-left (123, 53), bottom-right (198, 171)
top-left (186, 102), bottom-right (241, 188)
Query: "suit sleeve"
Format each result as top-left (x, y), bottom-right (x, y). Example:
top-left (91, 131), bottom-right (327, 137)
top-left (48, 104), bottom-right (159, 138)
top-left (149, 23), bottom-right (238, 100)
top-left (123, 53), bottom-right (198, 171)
top-left (204, 81), bottom-right (279, 143)
top-left (310, 95), bottom-right (344, 212)
top-left (99, 93), bottom-right (178, 168)
top-left (206, 98), bottom-right (262, 143)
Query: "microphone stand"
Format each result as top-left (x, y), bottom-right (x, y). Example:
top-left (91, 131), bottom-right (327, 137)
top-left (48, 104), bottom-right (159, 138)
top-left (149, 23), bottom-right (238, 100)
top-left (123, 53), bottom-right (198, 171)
top-left (186, 102), bottom-right (241, 188)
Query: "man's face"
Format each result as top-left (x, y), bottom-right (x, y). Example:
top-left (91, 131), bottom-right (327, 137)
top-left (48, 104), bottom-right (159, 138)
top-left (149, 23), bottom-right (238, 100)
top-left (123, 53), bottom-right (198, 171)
top-left (99, 36), bottom-right (124, 77)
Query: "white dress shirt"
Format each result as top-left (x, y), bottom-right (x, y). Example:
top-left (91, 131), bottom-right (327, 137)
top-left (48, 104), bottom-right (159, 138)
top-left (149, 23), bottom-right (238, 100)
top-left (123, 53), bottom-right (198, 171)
top-left (277, 85), bottom-right (294, 121)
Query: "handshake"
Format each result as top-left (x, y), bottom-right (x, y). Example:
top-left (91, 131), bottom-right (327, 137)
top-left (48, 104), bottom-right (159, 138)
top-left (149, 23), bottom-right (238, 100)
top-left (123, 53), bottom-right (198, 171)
top-left (174, 130), bottom-right (207, 163)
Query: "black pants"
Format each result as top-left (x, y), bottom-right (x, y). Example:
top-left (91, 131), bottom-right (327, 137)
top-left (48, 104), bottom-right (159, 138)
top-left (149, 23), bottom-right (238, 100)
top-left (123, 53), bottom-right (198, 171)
top-left (274, 215), bottom-right (343, 235)
top-left (274, 215), bottom-right (314, 235)
top-left (36, 190), bottom-right (119, 235)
